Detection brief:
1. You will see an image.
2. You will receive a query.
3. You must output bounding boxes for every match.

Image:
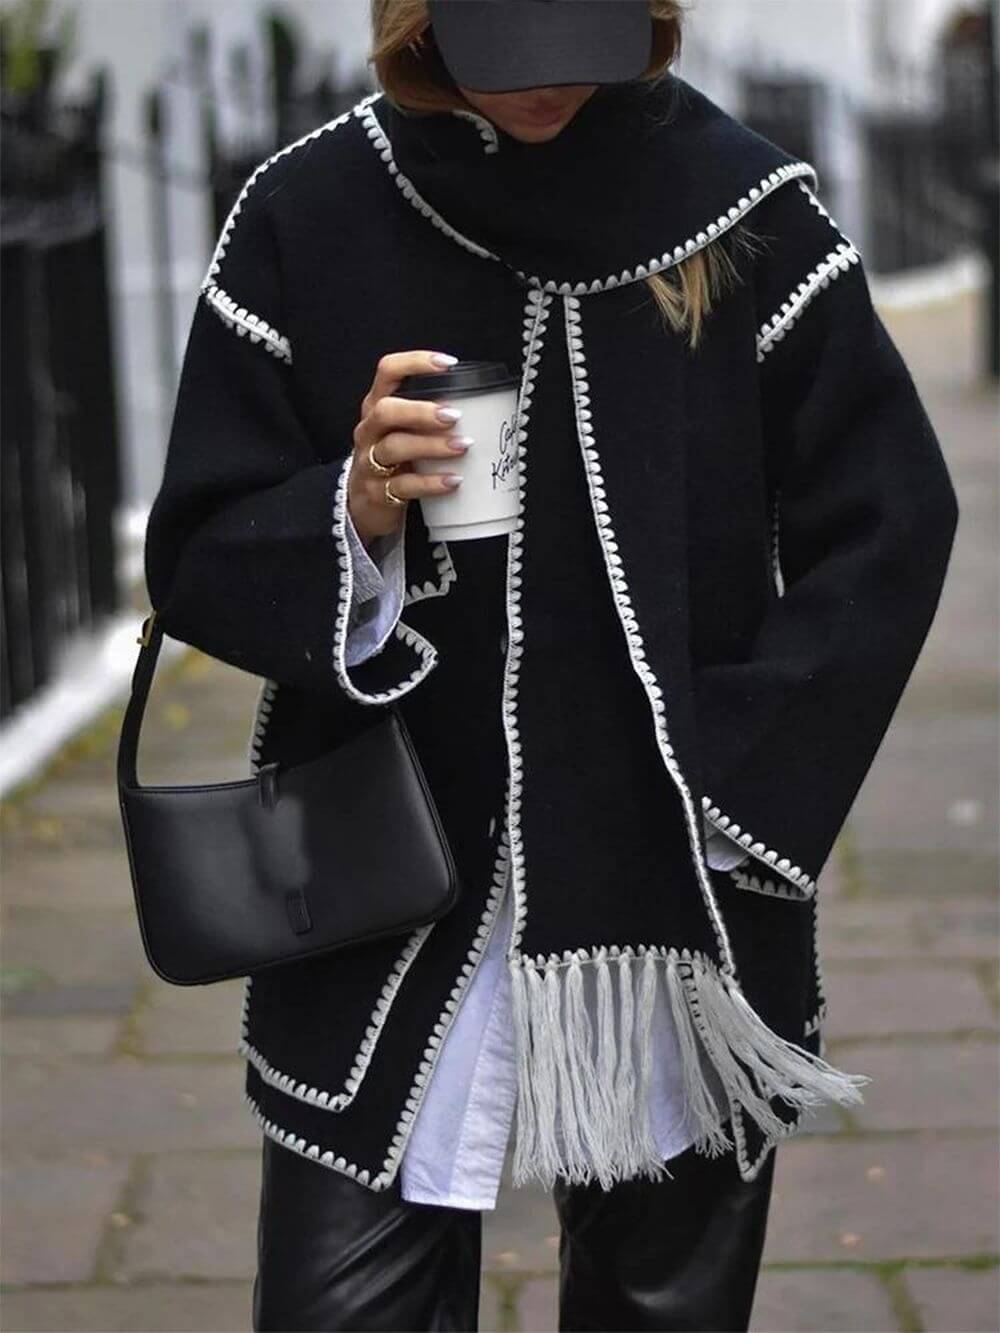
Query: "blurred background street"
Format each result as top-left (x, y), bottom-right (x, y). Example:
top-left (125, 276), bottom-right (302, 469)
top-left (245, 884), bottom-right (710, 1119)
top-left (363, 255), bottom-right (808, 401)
top-left (2, 2), bottom-right (998, 1331)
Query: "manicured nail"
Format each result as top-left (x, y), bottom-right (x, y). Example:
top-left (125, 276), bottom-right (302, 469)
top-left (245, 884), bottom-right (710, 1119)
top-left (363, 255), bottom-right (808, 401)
top-left (442, 474), bottom-right (464, 488)
top-left (430, 352), bottom-right (459, 367)
top-left (447, 434), bottom-right (474, 451)
top-left (436, 404), bottom-right (462, 423)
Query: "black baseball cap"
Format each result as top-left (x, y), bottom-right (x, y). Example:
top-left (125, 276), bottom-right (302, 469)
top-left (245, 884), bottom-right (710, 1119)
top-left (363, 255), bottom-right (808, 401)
top-left (425, 1), bottom-right (654, 94)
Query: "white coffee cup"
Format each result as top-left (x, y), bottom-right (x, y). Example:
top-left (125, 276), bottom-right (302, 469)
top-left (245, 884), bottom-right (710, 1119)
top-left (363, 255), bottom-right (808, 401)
top-left (399, 360), bottom-right (521, 542)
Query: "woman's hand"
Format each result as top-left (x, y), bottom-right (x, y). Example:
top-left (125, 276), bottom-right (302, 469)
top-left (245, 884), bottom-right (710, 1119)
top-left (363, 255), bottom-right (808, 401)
top-left (348, 351), bottom-right (473, 548)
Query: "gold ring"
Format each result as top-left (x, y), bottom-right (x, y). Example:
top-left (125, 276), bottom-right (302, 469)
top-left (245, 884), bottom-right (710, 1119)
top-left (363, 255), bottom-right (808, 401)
top-left (384, 478), bottom-right (407, 507)
top-left (368, 441), bottom-right (397, 476)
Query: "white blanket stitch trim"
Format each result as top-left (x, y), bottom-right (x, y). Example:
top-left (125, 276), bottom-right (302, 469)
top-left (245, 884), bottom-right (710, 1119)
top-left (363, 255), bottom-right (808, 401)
top-left (757, 243), bottom-right (860, 362)
top-left (563, 293), bottom-right (735, 970)
top-left (358, 93), bottom-right (817, 294)
top-left (245, 1090), bottom-right (385, 1186)
top-left (403, 541), bottom-right (458, 606)
top-left (501, 288), bottom-right (553, 954)
top-left (243, 828), bottom-right (512, 1191)
top-left (201, 284), bottom-right (292, 363)
top-left (237, 924), bottom-right (434, 1112)
top-left (730, 866), bottom-right (812, 901)
top-left (449, 107), bottom-right (500, 153)
top-left (534, 162), bottom-right (817, 296)
top-left (204, 91), bottom-right (381, 288)
top-left (702, 795), bottom-right (817, 895)
top-left (797, 178), bottom-right (844, 234)
top-left (200, 93), bottom-right (382, 363)
top-left (372, 830), bottom-right (512, 1188)
top-left (804, 892), bottom-right (828, 1045)
top-left (356, 100), bottom-right (501, 264)
top-left (730, 881), bottom-right (831, 1183)
top-left (804, 1007), bottom-right (828, 1040)
top-left (247, 675), bottom-right (280, 773)
top-left (242, 675), bottom-right (436, 1112)
top-left (243, 845), bottom-right (858, 1191)
top-left (332, 452), bottom-right (439, 704)
top-left (730, 1102), bottom-right (802, 1181)
top-left (239, 678), bottom-right (514, 1190)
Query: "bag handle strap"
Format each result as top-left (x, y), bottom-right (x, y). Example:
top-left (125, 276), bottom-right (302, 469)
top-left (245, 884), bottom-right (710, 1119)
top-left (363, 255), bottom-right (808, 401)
top-left (118, 610), bottom-right (405, 794)
top-left (117, 610), bottom-right (163, 792)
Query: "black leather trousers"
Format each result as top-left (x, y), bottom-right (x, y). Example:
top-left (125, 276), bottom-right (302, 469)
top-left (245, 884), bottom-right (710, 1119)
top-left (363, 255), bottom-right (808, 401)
top-left (252, 1133), bottom-right (776, 1332)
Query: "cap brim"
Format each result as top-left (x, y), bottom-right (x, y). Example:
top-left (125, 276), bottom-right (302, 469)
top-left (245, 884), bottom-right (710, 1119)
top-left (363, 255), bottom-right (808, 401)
top-left (426, 0), bottom-right (653, 94)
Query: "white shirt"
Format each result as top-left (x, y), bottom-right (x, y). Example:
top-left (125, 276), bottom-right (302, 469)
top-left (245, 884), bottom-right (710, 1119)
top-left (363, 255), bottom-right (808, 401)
top-left (344, 514), bottom-right (748, 1210)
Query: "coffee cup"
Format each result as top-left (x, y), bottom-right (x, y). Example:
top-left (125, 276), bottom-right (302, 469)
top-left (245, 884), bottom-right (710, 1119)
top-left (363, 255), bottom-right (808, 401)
top-left (397, 360), bottom-right (520, 541)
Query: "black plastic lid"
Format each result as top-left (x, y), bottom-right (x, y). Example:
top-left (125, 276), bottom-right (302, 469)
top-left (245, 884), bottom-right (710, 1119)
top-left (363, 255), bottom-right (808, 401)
top-left (398, 359), bottom-right (517, 401)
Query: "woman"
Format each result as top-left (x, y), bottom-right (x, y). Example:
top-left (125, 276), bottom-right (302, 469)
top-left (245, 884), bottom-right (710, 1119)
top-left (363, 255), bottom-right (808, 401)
top-left (143, 1), bottom-right (959, 1329)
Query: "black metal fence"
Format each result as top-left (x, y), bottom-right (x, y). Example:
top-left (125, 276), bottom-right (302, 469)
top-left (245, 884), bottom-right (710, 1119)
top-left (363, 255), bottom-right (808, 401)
top-left (742, 74), bottom-right (830, 193)
top-left (1, 13), bottom-right (369, 722)
top-left (737, 13), bottom-right (998, 375)
top-left (1, 78), bottom-right (122, 720)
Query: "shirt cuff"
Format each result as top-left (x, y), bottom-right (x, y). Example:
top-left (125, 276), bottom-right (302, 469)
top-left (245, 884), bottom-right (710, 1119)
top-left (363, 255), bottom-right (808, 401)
top-left (345, 505), bottom-right (393, 604)
top-left (343, 511), bottom-right (406, 667)
top-left (703, 816), bottom-right (751, 871)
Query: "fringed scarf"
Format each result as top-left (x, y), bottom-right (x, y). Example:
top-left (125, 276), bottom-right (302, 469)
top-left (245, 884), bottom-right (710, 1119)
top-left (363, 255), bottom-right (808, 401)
top-left (364, 72), bottom-right (869, 1189)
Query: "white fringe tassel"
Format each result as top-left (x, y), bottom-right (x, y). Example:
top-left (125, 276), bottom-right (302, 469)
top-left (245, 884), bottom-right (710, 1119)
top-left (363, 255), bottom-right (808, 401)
top-left (508, 948), bottom-right (869, 1191)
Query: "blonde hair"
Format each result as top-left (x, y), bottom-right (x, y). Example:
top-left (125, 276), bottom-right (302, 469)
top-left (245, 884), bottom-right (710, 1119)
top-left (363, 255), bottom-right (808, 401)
top-left (368, 0), bottom-right (757, 348)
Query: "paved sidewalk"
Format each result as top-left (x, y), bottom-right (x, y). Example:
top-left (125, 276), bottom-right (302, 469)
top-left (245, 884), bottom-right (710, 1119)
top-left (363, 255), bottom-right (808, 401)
top-left (2, 291), bottom-right (996, 1332)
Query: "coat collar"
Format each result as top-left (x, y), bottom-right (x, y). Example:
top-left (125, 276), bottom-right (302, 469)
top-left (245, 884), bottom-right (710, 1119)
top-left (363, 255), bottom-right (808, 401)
top-left (361, 72), bottom-right (817, 293)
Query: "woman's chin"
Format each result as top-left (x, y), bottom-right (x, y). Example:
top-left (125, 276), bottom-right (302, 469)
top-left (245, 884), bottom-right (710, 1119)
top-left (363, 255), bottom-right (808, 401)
top-left (506, 120), bottom-right (570, 144)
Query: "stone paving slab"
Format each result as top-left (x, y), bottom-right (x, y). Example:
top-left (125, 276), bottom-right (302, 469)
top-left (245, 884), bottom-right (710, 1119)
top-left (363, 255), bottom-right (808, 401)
top-left (1, 908), bottom-right (148, 988)
top-left (485, 1263), bottom-right (906, 1331)
top-left (107, 1154), bottom-right (259, 1283)
top-left (479, 1269), bottom-right (905, 1333)
top-left (832, 1037), bottom-right (1000, 1132)
top-left (2, 1060), bottom-right (258, 1155)
top-left (750, 1267), bottom-right (900, 1332)
top-left (1, 1158), bottom-right (131, 1285)
top-left (847, 715), bottom-right (998, 860)
top-left (844, 848), bottom-right (997, 900)
top-left (3, 983), bottom-right (140, 1018)
top-left (816, 845), bottom-right (848, 899)
top-left (0, 1015), bottom-right (121, 1057)
top-left (3, 795), bottom-right (129, 852)
top-left (764, 1134), bottom-right (999, 1264)
top-left (908, 898), bottom-right (1000, 960)
top-left (820, 895), bottom-right (1000, 961)
top-left (0, 1282), bottom-right (253, 1332)
top-left (821, 962), bottom-right (996, 1040)
top-left (0, 845), bottom-right (136, 911)
top-left (132, 978), bottom-right (245, 1057)
top-left (904, 1264), bottom-right (1000, 1333)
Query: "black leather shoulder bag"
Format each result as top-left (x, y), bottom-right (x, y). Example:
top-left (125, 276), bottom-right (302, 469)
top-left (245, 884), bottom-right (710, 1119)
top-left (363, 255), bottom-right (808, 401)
top-left (116, 612), bottom-right (460, 987)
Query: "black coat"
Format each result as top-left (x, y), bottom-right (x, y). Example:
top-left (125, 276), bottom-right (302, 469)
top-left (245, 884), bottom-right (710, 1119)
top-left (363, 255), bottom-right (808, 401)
top-left (144, 75), bottom-right (958, 1190)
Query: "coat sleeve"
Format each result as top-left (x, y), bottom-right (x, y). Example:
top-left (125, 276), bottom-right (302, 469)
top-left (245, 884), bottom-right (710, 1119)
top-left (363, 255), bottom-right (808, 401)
top-left (694, 182), bottom-right (959, 896)
top-left (143, 156), bottom-right (437, 705)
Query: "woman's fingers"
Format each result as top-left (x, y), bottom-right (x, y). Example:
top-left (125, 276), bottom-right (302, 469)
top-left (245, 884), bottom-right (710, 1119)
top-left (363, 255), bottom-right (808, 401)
top-left (361, 350), bottom-right (458, 418)
top-left (381, 468), bottom-right (463, 501)
top-left (372, 427), bottom-right (472, 470)
top-left (348, 350), bottom-right (464, 540)
top-left (355, 394), bottom-right (467, 461)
